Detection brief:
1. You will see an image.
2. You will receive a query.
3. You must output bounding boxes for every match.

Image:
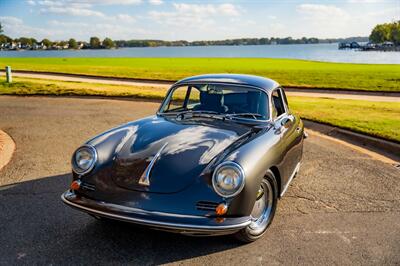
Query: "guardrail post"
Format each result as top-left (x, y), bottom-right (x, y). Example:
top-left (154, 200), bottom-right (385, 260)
top-left (5, 66), bottom-right (12, 83)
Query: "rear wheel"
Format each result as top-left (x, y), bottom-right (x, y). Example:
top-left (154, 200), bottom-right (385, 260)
top-left (234, 170), bottom-right (278, 243)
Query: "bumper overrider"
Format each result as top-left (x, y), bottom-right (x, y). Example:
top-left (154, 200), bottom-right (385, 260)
top-left (61, 190), bottom-right (251, 236)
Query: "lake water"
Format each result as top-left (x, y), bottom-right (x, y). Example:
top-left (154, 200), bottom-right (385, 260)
top-left (1, 43), bottom-right (399, 64)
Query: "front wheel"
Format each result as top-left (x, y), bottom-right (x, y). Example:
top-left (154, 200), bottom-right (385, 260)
top-left (234, 170), bottom-right (278, 243)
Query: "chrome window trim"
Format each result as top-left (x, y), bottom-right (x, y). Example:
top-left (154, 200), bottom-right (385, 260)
top-left (270, 87), bottom-right (288, 123)
top-left (157, 82), bottom-right (270, 122)
top-left (278, 87), bottom-right (290, 114)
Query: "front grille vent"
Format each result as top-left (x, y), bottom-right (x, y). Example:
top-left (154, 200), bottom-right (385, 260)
top-left (196, 201), bottom-right (219, 211)
top-left (81, 182), bottom-right (96, 191)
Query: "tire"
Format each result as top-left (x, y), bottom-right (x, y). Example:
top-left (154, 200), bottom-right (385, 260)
top-left (234, 170), bottom-right (278, 243)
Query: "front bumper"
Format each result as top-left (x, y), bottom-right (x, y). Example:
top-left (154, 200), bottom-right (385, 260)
top-left (61, 190), bottom-right (251, 236)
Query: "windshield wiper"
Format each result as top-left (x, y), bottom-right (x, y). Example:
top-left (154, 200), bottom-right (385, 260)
top-left (175, 110), bottom-right (223, 120)
top-left (224, 113), bottom-right (264, 120)
top-left (177, 110), bottom-right (220, 116)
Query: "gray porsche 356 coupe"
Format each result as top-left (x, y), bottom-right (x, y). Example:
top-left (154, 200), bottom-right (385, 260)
top-left (62, 74), bottom-right (305, 242)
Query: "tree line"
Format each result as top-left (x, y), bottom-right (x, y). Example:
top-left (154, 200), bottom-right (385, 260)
top-left (369, 21), bottom-right (400, 45)
top-left (0, 20), bottom-right (373, 50)
top-left (114, 36), bottom-right (369, 48)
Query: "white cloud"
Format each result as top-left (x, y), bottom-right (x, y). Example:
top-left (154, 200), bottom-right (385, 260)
top-left (36, 0), bottom-right (144, 17)
top-left (27, 0), bottom-right (36, 5)
top-left (40, 6), bottom-right (105, 17)
top-left (297, 4), bottom-right (349, 20)
top-left (347, 0), bottom-right (385, 3)
top-left (39, 0), bottom-right (142, 6)
top-left (172, 3), bottom-right (240, 16)
top-left (148, 0), bottom-right (163, 5)
top-left (85, 0), bottom-right (142, 5)
top-left (148, 2), bottom-right (241, 29)
top-left (294, 2), bottom-right (399, 38)
top-left (0, 16), bottom-right (24, 25)
top-left (48, 20), bottom-right (89, 27)
top-left (0, 16), bottom-right (59, 39)
top-left (37, 0), bottom-right (64, 7)
top-left (218, 3), bottom-right (240, 16)
top-left (115, 14), bottom-right (136, 22)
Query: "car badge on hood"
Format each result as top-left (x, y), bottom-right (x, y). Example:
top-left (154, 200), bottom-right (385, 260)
top-left (138, 142), bottom-right (168, 186)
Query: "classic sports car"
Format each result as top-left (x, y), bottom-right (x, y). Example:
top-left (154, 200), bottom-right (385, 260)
top-left (61, 74), bottom-right (305, 242)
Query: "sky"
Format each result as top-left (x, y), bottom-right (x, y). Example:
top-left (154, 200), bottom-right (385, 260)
top-left (0, 0), bottom-right (399, 41)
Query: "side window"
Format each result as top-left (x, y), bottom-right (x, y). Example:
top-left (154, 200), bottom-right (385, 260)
top-left (280, 88), bottom-right (289, 110)
top-left (271, 89), bottom-right (286, 119)
top-left (164, 86), bottom-right (189, 112)
top-left (187, 87), bottom-right (200, 108)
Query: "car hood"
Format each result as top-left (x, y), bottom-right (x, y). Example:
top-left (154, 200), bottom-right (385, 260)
top-left (88, 115), bottom-right (253, 194)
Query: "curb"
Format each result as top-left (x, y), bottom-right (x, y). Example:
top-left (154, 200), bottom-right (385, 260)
top-left (0, 130), bottom-right (15, 172)
top-left (303, 120), bottom-right (400, 163)
top-left (0, 69), bottom-right (175, 85)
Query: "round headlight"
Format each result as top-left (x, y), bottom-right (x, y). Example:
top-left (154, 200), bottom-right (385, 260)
top-left (212, 161), bottom-right (245, 197)
top-left (72, 145), bottom-right (97, 175)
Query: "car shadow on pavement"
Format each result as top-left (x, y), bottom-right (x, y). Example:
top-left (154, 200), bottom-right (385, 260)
top-left (0, 174), bottom-right (242, 265)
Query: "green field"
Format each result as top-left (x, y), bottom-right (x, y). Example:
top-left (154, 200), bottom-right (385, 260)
top-left (1, 58), bottom-right (399, 92)
top-left (1, 77), bottom-right (399, 142)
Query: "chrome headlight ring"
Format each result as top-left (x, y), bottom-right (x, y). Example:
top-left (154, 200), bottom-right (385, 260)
top-left (212, 161), bottom-right (246, 198)
top-left (71, 144), bottom-right (98, 175)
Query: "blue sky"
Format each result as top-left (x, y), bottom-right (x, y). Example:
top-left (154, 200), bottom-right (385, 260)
top-left (0, 0), bottom-right (399, 41)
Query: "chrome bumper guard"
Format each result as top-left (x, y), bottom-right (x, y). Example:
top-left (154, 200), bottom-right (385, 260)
top-left (61, 190), bottom-right (251, 236)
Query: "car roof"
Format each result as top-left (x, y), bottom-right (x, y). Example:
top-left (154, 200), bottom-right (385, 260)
top-left (174, 74), bottom-right (280, 92)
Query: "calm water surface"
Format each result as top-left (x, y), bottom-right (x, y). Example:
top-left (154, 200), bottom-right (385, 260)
top-left (1, 43), bottom-right (399, 64)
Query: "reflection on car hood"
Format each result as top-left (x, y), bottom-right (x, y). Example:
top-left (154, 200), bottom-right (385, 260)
top-left (88, 115), bottom-right (253, 194)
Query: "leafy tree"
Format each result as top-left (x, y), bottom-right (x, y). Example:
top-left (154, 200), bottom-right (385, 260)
top-left (58, 41), bottom-right (67, 47)
top-left (0, 34), bottom-right (12, 44)
top-left (0, 22), bottom-right (3, 34)
top-left (30, 38), bottom-right (37, 44)
top-left (68, 38), bottom-right (78, 49)
top-left (369, 21), bottom-right (400, 44)
top-left (17, 37), bottom-right (32, 46)
top-left (102, 37), bottom-right (115, 49)
top-left (370, 24), bottom-right (390, 43)
top-left (41, 38), bottom-right (52, 47)
top-left (389, 21), bottom-right (400, 45)
top-left (90, 36), bottom-right (101, 49)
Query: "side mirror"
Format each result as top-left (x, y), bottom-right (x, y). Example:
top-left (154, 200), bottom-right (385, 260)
top-left (281, 116), bottom-right (293, 128)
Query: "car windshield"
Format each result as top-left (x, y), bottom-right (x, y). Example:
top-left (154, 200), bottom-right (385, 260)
top-left (159, 84), bottom-right (269, 120)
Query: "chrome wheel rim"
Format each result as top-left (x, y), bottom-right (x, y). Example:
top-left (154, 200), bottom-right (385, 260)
top-left (249, 179), bottom-right (273, 235)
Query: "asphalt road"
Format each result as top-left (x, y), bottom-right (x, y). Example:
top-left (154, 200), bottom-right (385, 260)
top-left (0, 96), bottom-right (399, 265)
top-left (3, 70), bottom-right (400, 102)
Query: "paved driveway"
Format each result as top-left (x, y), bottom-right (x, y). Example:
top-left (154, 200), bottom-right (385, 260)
top-left (0, 96), bottom-right (399, 265)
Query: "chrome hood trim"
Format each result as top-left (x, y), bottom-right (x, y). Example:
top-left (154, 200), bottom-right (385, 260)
top-left (138, 142), bottom-right (169, 186)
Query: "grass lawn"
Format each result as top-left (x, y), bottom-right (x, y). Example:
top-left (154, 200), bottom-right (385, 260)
top-left (288, 97), bottom-right (400, 143)
top-left (0, 58), bottom-right (399, 92)
top-left (1, 77), bottom-right (399, 142)
top-left (0, 77), bottom-right (169, 99)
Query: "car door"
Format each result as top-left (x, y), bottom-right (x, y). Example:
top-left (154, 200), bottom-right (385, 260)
top-left (271, 88), bottom-right (302, 188)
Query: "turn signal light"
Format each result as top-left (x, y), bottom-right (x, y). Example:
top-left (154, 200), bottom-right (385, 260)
top-left (215, 203), bottom-right (228, 216)
top-left (70, 180), bottom-right (81, 190)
